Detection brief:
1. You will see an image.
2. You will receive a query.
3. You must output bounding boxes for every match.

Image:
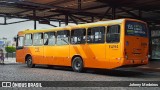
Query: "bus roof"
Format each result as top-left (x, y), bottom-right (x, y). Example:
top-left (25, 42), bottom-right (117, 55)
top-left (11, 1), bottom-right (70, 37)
top-left (18, 18), bottom-right (146, 35)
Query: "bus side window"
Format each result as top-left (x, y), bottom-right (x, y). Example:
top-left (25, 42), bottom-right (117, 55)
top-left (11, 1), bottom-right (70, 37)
top-left (87, 27), bottom-right (105, 43)
top-left (71, 29), bottom-right (86, 44)
top-left (44, 32), bottom-right (55, 45)
top-left (25, 34), bottom-right (32, 46)
top-left (106, 25), bottom-right (120, 43)
top-left (57, 30), bottom-right (70, 45)
top-left (33, 33), bottom-right (43, 46)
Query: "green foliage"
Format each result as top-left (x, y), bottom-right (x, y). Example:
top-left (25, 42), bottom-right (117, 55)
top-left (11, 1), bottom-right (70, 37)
top-left (5, 46), bottom-right (16, 53)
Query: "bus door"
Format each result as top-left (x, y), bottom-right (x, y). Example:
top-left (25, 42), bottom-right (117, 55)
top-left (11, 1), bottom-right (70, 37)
top-left (55, 30), bottom-right (70, 66)
top-left (106, 25), bottom-right (122, 68)
top-left (32, 33), bottom-right (44, 64)
top-left (43, 32), bottom-right (56, 65)
top-left (16, 36), bottom-right (25, 63)
top-left (86, 27), bottom-right (106, 68)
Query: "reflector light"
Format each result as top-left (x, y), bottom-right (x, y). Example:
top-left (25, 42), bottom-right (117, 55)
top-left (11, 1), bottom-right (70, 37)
top-left (126, 41), bottom-right (129, 46)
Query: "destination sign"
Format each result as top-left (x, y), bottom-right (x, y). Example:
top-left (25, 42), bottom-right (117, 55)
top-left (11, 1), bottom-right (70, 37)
top-left (125, 21), bottom-right (147, 37)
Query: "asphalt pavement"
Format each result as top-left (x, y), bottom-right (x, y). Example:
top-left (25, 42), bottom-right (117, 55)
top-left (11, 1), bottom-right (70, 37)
top-left (2, 58), bottom-right (160, 72)
top-left (0, 58), bottom-right (160, 90)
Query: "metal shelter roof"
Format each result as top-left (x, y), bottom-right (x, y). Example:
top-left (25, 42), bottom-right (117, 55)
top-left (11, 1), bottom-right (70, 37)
top-left (0, 0), bottom-right (160, 26)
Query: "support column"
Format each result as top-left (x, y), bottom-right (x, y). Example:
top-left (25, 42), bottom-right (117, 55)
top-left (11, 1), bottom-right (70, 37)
top-left (33, 10), bottom-right (37, 30)
top-left (91, 17), bottom-right (94, 22)
top-left (78, 0), bottom-right (81, 10)
top-left (65, 14), bottom-right (68, 26)
top-left (139, 10), bottom-right (142, 19)
top-left (149, 24), bottom-right (153, 60)
top-left (59, 21), bottom-right (61, 27)
top-left (4, 16), bottom-right (7, 25)
top-left (112, 7), bottom-right (116, 19)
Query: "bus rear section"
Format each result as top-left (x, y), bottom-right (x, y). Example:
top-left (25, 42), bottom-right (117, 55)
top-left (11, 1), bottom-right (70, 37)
top-left (123, 20), bottom-right (149, 66)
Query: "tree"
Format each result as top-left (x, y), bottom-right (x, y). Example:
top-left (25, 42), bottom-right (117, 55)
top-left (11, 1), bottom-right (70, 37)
top-left (5, 46), bottom-right (16, 53)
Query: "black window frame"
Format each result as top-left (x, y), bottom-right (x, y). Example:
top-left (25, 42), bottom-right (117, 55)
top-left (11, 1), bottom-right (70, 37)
top-left (71, 28), bottom-right (86, 44)
top-left (24, 33), bottom-right (33, 46)
top-left (44, 32), bottom-right (56, 46)
top-left (87, 26), bottom-right (105, 44)
top-left (56, 30), bottom-right (70, 45)
top-left (33, 33), bottom-right (44, 46)
top-left (106, 25), bottom-right (121, 43)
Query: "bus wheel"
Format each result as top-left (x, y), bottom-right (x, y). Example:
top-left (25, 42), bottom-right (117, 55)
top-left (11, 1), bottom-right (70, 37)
top-left (27, 56), bottom-right (35, 68)
top-left (72, 57), bottom-right (84, 72)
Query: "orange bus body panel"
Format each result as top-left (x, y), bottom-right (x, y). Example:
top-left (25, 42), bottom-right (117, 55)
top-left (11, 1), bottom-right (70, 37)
top-left (16, 19), bottom-right (149, 69)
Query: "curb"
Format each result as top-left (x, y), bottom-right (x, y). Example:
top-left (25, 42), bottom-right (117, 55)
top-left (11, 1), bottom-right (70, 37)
top-left (135, 67), bottom-right (160, 72)
top-left (0, 62), bottom-right (20, 65)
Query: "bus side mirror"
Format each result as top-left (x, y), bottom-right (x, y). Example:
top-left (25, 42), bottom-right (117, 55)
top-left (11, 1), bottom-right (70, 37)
top-left (14, 37), bottom-right (17, 42)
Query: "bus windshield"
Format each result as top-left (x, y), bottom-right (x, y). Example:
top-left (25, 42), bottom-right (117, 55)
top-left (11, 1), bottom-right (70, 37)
top-left (125, 21), bottom-right (147, 37)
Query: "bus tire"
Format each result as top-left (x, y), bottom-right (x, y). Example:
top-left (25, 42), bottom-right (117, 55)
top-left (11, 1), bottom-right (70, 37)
top-left (27, 56), bottom-right (35, 68)
top-left (72, 57), bottom-right (84, 72)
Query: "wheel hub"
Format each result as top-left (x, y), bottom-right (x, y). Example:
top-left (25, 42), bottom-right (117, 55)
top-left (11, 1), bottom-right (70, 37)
top-left (75, 61), bottom-right (81, 69)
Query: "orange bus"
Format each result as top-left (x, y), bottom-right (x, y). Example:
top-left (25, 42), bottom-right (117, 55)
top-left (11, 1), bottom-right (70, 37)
top-left (16, 18), bottom-right (149, 72)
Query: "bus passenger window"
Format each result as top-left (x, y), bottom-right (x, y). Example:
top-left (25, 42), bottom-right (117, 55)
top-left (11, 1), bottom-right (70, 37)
top-left (87, 27), bottom-right (105, 43)
top-left (71, 29), bottom-right (86, 44)
top-left (57, 30), bottom-right (70, 45)
top-left (25, 34), bottom-right (32, 46)
top-left (44, 32), bottom-right (55, 45)
top-left (106, 25), bottom-right (120, 43)
top-left (33, 33), bottom-right (43, 46)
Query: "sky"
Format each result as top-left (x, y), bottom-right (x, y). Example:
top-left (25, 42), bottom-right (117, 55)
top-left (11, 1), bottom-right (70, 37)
top-left (0, 17), bottom-right (64, 41)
